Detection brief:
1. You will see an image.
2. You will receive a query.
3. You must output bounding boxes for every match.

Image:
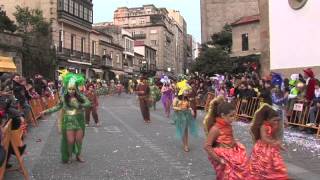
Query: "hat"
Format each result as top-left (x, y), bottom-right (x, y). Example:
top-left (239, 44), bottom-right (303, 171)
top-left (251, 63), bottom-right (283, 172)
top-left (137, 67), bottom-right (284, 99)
top-left (303, 68), bottom-right (314, 78)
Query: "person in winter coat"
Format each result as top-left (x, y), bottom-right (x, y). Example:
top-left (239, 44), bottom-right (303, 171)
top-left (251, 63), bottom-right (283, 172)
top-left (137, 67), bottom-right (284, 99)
top-left (303, 68), bottom-right (316, 102)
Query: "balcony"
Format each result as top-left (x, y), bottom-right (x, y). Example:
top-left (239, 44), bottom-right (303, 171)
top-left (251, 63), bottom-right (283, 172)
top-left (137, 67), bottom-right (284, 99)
top-left (133, 33), bottom-right (146, 39)
top-left (102, 55), bottom-right (113, 67)
top-left (57, 48), bottom-right (90, 63)
top-left (91, 55), bottom-right (102, 66)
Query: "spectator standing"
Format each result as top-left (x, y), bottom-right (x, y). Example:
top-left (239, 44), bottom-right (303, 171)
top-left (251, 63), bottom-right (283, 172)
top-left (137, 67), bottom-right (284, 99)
top-left (303, 68), bottom-right (316, 102)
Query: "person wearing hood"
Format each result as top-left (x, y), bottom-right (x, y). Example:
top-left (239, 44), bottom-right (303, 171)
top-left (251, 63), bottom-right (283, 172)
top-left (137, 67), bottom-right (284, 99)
top-left (303, 68), bottom-right (316, 102)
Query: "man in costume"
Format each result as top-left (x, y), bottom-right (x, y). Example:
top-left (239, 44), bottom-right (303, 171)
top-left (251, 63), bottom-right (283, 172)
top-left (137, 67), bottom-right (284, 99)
top-left (135, 75), bottom-right (151, 123)
top-left (42, 73), bottom-right (91, 163)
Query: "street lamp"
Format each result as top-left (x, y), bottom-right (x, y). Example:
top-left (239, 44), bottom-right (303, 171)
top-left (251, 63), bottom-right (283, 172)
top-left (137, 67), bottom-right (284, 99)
top-left (167, 67), bottom-right (171, 72)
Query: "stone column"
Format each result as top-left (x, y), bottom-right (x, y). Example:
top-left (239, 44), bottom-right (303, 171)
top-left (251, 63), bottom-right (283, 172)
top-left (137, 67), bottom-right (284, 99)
top-left (259, 0), bottom-right (270, 77)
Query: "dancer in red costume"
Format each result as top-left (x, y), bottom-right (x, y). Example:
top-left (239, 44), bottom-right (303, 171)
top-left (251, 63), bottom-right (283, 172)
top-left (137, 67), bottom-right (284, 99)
top-left (204, 99), bottom-right (248, 180)
top-left (249, 104), bottom-right (288, 180)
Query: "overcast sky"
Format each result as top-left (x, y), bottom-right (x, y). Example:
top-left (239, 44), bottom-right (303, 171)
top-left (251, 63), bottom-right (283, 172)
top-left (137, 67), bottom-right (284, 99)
top-left (93, 0), bottom-right (201, 42)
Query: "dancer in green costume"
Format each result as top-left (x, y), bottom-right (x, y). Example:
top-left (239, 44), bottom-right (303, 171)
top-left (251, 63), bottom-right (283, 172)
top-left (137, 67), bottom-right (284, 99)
top-left (148, 77), bottom-right (161, 110)
top-left (42, 73), bottom-right (91, 163)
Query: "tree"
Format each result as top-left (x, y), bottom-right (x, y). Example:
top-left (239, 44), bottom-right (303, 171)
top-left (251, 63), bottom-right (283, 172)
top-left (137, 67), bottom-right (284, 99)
top-left (191, 24), bottom-right (233, 75)
top-left (208, 24), bottom-right (232, 53)
top-left (191, 47), bottom-right (232, 75)
top-left (13, 6), bottom-right (56, 79)
top-left (0, 7), bottom-right (17, 32)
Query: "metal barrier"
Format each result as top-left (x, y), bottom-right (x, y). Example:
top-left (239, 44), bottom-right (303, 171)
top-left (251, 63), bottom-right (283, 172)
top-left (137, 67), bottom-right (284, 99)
top-left (0, 120), bottom-right (29, 179)
top-left (288, 100), bottom-right (320, 137)
top-left (0, 94), bottom-right (60, 179)
top-left (235, 98), bottom-right (261, 120)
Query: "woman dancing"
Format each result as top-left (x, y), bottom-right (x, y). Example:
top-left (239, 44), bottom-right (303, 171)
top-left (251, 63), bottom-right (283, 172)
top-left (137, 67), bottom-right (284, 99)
top-left (248, 104), bottom-right (288, 179)
top-left (42, 73), bottom-right (91, 163)
top-left (172, 80), bottom-right (198, 152)
top-left (204, 98), bottom-right (248, 179)
top-left (161, 76), bottom-right (173, 118)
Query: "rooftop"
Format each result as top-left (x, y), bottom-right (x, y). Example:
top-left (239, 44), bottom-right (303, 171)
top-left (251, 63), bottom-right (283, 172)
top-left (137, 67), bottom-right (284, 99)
top-left (231, 14), bottom-right (260, 26)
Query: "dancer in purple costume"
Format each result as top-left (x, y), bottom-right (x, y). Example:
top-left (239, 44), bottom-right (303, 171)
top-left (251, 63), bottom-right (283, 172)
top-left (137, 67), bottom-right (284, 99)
top-left (161, 76), bottom-right (173, 118)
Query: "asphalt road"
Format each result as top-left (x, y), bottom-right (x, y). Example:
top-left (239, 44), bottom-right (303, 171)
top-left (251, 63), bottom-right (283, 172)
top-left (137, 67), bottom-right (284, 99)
top-left (5, 94), bottom-right (320, 180)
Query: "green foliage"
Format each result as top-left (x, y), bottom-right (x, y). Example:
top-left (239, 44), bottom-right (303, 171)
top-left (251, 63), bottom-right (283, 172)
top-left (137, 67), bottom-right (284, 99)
top-left (191, 47), bottom-right (232, 75)
top-left (209, 24), bottom-right (232, 53)
top-left (14, 6), bottom-right (56, 79)
top-left (191, 24), bottom-right (233, 75)
top-left (0, 8), bottom-right (17, 32)
top-left (14, 6), bottom-right (49, 35)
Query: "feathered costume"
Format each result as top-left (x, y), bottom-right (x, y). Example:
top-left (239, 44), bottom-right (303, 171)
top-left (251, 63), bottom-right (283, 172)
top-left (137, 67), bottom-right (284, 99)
top-left (160, 76), bottom-right (173, 108)
top-left (172, 79), bottom-right (198, 138)
top-left (149, 77), bottom-right (161, 109)
top-left (43, 73), bottom-right (91, 162)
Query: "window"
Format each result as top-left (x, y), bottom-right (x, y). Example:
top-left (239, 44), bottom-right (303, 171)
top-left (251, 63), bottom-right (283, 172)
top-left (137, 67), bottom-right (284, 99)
top-left (91, 41), bottom-right (96, 55)
top-left (58, 30), bottom-right (64, 52)
top-left (58, 0), bottom-right (63, 10)
top-left (242, 33), bottom-right (249, 51)
top-left (69, 0), bottom-right (74, 14)
top-left (110, 51), bottom-right (113, 59)
top-left (63, 0), bottom-right (69, 12)
top-left (71, 34), bottom-right (75, 54)
top-left (74, 2), bottom-right (79, 16)
top-left (151, 40), bottom-right (157, 46)
top-left (79, 4), bottom-right (83, 19)
top-left (89, 10), bottom-right (93, 23)
top-left (83, 7), bottom-right (88, 21)
top-left (103, 49), bottom-right (106, 55)
top-left (116, 54), bottom-right (120, 63)
top-left (81, 37), bottom-right (85, 54)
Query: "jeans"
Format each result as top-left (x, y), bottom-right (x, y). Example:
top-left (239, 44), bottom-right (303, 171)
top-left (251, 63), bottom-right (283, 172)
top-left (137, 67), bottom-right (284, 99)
top-left (308, 106), bottom-right (318, 124)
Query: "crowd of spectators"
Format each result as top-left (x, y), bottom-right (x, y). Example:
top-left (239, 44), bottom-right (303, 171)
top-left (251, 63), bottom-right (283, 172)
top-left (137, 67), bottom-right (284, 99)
top-left (188, 68), bottom-right (320, 130)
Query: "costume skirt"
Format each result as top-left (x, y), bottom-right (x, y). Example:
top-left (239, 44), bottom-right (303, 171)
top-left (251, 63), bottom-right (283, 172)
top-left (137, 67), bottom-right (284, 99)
top-left (61, 113), bottom-right (85, 162)
top-left (172, 110), bottom-right (198, 139)
top-left (208, 143), bottom-right (248, 180)
top-left (248, 140), bottom-right (288, 180)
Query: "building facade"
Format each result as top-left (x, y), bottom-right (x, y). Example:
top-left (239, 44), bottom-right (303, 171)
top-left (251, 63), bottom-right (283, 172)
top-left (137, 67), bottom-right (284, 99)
top-left (134, 41), bottom-right (157, 75)
top-left (168, 9), bottom-right (187, 75)
top-left (0, 32), bottom-right (23, 74)
top-left (2, 0), bottom-right (95, 78)
top-left (113, 5), bottom-right (176, 74)
top-left (231, 15), bottom-right (260, 58)
top-left (200, 0), bottom-right (259, 43)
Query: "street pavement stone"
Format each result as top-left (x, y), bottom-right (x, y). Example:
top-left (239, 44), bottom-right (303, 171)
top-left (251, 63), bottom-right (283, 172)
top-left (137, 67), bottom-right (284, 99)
top-left (4, 94), bottom-right (320, 180)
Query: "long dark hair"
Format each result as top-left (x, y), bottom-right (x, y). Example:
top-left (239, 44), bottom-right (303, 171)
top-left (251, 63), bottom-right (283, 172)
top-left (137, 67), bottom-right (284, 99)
top-left (64, 88), bottom-right (84, 107)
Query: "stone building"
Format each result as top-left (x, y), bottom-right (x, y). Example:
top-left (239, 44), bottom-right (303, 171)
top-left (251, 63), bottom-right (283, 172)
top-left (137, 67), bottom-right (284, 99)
top-left (230, 14), bottom-right (260, 73)
top-left (134, 41), bottom-right (157, 75)
top-left (133, 52), bottom-right (144, 74)
top-left (200, 0), bottom-right (259, 43)
top-left (231, 15), bottom-right (260, 57)
top-left (93, 24), bottom-right (136, 79)
top-left (0, 32), bottom-right (23, 74)
top-left (113, 4), bottom-right (176, 75)
top-left (168, 9), bottom-right (187, 75)
top-left (2, 0), bottom-right (95, 78)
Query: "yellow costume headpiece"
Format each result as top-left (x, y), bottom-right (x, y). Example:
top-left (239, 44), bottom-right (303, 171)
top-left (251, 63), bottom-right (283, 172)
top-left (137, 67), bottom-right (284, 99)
top-left (176, 79), bottom-right (191, 96)
top-left (57, 69), bottom-right (69, 81)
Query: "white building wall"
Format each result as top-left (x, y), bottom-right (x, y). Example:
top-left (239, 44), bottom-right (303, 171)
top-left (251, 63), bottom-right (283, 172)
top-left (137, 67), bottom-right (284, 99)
top-left (269, 0), bottom-right (320, 70)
